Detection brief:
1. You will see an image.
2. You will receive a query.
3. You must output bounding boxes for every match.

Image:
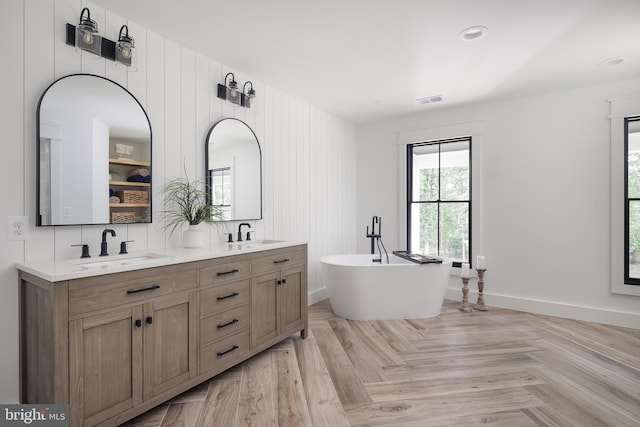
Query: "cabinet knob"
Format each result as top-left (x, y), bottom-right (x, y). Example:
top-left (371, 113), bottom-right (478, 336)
top-left (146, 316), bottom-right (153, 325)
top-left (135, 319), bottom-right (142, 328)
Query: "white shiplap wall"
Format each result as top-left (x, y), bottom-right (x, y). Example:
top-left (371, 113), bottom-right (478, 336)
top-left (0, 0), bottom-right (356, 402)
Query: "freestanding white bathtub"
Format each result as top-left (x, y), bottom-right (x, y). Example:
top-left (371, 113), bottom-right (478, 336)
top-left (321, 254), bottom-right (452, 320)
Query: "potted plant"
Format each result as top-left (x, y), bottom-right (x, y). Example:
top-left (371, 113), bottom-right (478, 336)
top-left (161, 172), bottom-right (223, 247)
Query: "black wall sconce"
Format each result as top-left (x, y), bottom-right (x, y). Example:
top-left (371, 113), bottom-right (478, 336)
top-left (217, 73), bottom-right (256, 108)
top-left (66, 8), bottom-right (136, 70)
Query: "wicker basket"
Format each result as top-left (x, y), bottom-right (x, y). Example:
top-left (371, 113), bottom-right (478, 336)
top-left (111, 211), bottom-right (135, 224)
top-left (116, 190), bottom-right (149, 204)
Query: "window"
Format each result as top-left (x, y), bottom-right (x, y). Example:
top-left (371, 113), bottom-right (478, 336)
top-left (624, 116), bottom-right (640, 285)
top-left (210, 167), bottom-right (232, 220)
top-left (407, 137), bottom-right (471, 267)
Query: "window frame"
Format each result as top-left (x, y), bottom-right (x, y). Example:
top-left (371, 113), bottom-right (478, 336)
top-left (209, 167), bottom-right (232, 220)
top-left (624, 116), bottom-right (640, 285)
top-left (406, 136), bottom-right (472, 268)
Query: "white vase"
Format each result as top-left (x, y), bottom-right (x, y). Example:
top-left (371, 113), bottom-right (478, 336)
top-left (183, 225), bottom-right (203, 248)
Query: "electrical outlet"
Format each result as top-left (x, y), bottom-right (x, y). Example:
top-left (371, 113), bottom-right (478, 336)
top-left (8, 216), bottom-right (30, 241)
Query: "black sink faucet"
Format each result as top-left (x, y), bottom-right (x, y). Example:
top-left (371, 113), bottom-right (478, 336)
top-left (100, 229), bottom-right (116, 256)
top-left (237, 223), bottom-right (251, 242)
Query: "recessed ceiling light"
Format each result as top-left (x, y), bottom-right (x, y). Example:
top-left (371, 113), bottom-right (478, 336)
top-left (600, 57), bottom-right (624, 66)
top-left (459, 26), bottom-right (488, 41)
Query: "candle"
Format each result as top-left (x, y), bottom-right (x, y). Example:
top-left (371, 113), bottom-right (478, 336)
top-left (477, 256), bottom-right (486, 270)
top-left (461, 263), bottom-right (470, 278)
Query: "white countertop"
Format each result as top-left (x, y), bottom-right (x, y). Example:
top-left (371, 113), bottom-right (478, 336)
top-left (16, 240), bottom-right (306, 282)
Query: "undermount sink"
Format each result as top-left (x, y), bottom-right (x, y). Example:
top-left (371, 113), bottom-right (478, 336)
top-left (235, 240), bottom-right (283, 249)
top-left (69, 253), bottom-right (169, 269)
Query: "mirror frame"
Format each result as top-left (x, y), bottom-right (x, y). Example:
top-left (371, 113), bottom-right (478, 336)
top-left (205, 118), bottom-right (263, 221)
top-left (36, 73), bottom-right (152, 226)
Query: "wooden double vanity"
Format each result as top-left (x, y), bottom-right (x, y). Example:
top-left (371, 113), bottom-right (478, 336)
top-left (17, 242), bottom-right (307, 427)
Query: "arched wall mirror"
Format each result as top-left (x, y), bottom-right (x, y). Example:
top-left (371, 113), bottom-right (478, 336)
top-left (37, 74), bottom-right (152, 226)
top-left (205, 118), bottom-right (262, 221)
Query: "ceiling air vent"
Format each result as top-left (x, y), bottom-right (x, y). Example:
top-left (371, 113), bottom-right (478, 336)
top-left (416, 95), bottom-right (444, 105)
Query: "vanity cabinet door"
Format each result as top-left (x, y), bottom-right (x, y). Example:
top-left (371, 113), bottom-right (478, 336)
top-left (143, 291), bottom-right (197, 400)
top-left (69, 305), bottom-right (143, 427)
top-left (251, 271), bottom-right (279, 347)
top-left (68, 288), bottom-right (196, 425)
top-left (280, 266), bottom-right (305, 336)
top-left (250, 265), bottom-right (307, 348)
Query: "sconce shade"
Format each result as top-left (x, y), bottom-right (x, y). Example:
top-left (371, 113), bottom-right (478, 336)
top-left (227, 86), bottom-right (241, 105)
top-left (75, 8), bottom-right (101, 56)
top-left (116, 25), bottom-right (136, 70)
top-left (241, 81), bottom-right (256, 108)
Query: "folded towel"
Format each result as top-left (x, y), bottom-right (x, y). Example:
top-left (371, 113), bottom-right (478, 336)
top-left (109, 196), bottom-right (120, 204)
top-left (127, 168), bottom-right (150, 178)
top-left (127, 174), bottom-right (151, 183)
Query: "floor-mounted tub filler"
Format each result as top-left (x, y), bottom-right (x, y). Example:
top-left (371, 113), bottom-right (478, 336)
top-left (321, 254), bottom-right (452, 320)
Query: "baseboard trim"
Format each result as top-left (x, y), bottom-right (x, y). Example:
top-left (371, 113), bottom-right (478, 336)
top-left (308, 287), bottom-right (329, 306)
top-left (445, 288), bottom-right (640, 329)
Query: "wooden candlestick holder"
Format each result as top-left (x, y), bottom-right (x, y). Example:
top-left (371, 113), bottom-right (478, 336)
top-left (474, 268), bottom-right (488, 311)
top-left (459, 277), bottom-right (473, 312)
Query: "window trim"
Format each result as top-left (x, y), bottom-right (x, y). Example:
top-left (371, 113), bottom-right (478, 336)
top-left (609, 95), bottom-right (640, 296)
top-left (406, 136), bottom-right (472, 268)
top-left (624, 116), bottom-right (640, 285)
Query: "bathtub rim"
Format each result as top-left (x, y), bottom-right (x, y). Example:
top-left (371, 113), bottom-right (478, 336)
top-left (320, 253), bottom-right (450, 267)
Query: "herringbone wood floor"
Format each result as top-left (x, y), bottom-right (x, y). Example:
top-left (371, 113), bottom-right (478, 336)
top-left (123, 299), bottom-right (640, 426)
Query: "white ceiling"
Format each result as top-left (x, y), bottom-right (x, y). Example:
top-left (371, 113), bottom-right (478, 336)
top-left (89, 0), bottom-right (640, 125)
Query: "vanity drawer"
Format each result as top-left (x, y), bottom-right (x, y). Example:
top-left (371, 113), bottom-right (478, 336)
top-left (200, 279), bottom-right (250, 316)
top-left (251, 248), bottom-right (306, 275)
top-left (200, 303), bottom-right (250, 346)
top-left (199, 329), bottom-right (250, 375)
top-left (200, 259), bottom-right (250, 287)
top-left (69, 269), bottom-right (197, 316)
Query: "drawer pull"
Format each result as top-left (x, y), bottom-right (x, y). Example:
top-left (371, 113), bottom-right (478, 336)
top-left (216, 268), bottom-right (240, 276)
top-left (217, 344), bottom-right (239, 357)
top-left (216, 292), bottom-right (239, 301)
top-left (217, 318), bottom-right (239, 329)
top-left (126, 284), bottom-right (160, 294)
top-left (273, 258), bottom-right (290, 264)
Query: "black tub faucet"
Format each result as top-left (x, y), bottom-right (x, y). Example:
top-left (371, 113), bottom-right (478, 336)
top-left (366, 216), bottom-right (382, 255)
top-left (100, 229), bottom-right (116, 256)
top-left (237, 223), bottom-right (251, 242)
